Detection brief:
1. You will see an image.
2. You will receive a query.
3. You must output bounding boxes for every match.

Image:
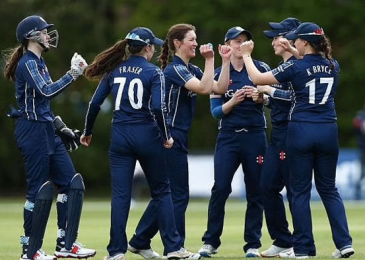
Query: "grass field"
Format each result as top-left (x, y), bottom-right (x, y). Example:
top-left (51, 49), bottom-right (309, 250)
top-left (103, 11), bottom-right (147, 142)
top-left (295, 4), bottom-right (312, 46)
top-left (0, 198), bottom-right (364, 260)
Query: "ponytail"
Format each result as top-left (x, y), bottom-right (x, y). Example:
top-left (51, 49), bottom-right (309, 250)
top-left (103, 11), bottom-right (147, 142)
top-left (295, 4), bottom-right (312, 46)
top-left (322, 36), bottom-right (334, 70)
top-left (158, 39), bottom-right (170, 71)
top-left (3, 44), bottom-right (26, 82)
top-left (309, 35), bottom-right (334, 70)
top-left (85, 39), bottom-right (129, 80)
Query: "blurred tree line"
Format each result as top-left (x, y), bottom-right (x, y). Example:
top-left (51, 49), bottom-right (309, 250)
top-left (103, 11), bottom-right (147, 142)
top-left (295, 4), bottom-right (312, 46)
top-left (0, 0), bottom-right (364, 195)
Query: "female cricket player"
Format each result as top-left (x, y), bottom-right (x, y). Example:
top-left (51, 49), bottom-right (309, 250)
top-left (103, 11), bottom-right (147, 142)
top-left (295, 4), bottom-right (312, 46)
top-left (3, 15), bottom-right (95, 260)
top-left (198, 26), bottom-right (270, 258)
top-left (239, 22), bottom-right (354, 259)
top-left (81, 27), bottom-right (193, 260)
top-left (258, 17), bottom-right (301, 258)
top-left (128, 23), bottom-right (232, 258)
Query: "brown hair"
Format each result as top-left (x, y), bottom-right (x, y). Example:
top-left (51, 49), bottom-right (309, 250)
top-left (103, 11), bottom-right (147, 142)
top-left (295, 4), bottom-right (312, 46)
top-left (309, 35), bottom-right (334, 70)
top-left (84, 39), bottom-right (145, 80)
top-left (3, 43), bottom-right (27, 81)
top-left (158, 23), bottom-right (196, 70)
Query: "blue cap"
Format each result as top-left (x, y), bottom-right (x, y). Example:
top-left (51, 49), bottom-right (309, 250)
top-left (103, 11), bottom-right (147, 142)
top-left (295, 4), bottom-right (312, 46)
top-left (224, 26), bottom-right (252, 42)
top-left (263, 17), bottom-right (301, 38)
top-left (125, 27), bottom-right (164, 46)
top-left (285, 22), bottom-right (325, 43)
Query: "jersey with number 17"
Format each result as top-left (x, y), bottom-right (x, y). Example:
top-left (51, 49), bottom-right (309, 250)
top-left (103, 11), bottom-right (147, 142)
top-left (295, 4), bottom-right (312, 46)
top-left (272, 54), bottom-right (340, 123)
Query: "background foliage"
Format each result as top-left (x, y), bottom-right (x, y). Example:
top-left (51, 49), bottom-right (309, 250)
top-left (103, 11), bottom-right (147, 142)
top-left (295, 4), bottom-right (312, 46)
top-left (1, 0), bottom-right (364, 194)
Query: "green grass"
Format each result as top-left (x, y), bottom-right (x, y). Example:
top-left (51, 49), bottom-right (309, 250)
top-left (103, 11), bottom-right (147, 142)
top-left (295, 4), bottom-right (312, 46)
top-left (0, 198), bottom-right (364, 259)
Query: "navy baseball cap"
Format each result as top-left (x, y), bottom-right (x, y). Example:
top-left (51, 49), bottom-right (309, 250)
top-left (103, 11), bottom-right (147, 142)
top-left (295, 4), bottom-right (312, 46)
top-left (224, 26), bottom-right (252, 42)
top-left (125, 27), bottom-right (164, 46)
top-left (263, 17), bottom-right (301, 38)
top-left (285, 22), bottom-right (325, 43)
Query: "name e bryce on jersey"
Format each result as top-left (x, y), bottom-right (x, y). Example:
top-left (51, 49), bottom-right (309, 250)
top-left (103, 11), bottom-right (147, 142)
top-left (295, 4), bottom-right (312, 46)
top-left (119, 65), bottom-right (143, 74)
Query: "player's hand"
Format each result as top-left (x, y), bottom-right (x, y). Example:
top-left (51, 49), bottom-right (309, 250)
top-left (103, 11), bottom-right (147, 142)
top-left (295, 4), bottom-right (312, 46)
top-left (277, 38), bottom-right (291, 51)
top-left (80, 134), bottom-right (92, 147)
top-left (218, 44), bottom-right (232, 62)
top-left (257, 85), bottom-right (272, 94)
top-left (230, 89), bottom-right (246, 106)
top-left (252, 89), bottom-right (261, 102)
top-left (200, 43), bottom-right (214, 60)
top-left (240, 40), bottom-right (254, 56)
top-left (53, 116), bottom-right (81, 152)
top-left (241, 86), bottom-right (255, 98)
top-left (69, 52), bottom-right (88, 80)
top-left (164, 137), bottom-right (174, 149)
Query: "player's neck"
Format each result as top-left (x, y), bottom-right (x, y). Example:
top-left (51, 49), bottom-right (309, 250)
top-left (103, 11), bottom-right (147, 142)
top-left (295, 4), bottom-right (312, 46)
top-left (230, 55), bottom-right (244, 72)
top-left (175, 53), bottom-right (190, 66)
top-left (27, 43), bottom-right (42, 58)
top-left (282, 52), bottom-right (293, 62)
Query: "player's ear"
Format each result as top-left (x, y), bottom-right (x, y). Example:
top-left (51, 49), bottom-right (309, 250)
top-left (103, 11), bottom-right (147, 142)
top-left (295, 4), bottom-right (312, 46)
top-left (173, 39), bottom-right (180, 50)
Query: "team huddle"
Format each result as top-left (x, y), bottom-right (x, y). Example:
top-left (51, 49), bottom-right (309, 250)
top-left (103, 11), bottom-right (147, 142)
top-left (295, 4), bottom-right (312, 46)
top-left (3, 14), bottom-right (354, 260)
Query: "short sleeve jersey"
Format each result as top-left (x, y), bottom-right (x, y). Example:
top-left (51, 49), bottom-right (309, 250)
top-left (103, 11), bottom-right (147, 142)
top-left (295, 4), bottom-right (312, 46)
top-left (164, 55), bottom-right (204, 131)
top-left (272, 54), bottom-right (339, 123)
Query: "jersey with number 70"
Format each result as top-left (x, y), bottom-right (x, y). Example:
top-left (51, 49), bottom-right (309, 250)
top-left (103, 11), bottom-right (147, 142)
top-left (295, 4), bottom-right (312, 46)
top-left (83, 55), bottom-right (170, 140)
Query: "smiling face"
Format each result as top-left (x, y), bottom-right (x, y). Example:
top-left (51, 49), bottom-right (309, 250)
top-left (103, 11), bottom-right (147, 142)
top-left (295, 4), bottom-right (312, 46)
top-left (174, 30), bottom-right (198, 59)
top-left (272, 36), bottom-right (286, 56)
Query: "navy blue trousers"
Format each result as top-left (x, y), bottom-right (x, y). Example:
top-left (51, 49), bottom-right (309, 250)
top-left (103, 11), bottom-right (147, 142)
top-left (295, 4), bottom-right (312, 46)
top-left (107, 123), bottom-right (181, 256)
top-left (286, 122), bottom-right (352, 256)
top-left (129, 128), bottom-right (189, 254)
top-left (259, 124), bottom-right (293, 248)
top-left (201, 130), bottom-right (266, 252)
top-left (15, 118), bottom-right (76, 237)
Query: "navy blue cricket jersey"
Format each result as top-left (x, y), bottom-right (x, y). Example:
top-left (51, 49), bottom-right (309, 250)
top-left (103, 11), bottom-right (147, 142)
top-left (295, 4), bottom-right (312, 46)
top-left (272, 54), bottom-right (339, 123)
top-left (268, 56), bottom-right (297, 125)
top-left (84, 55), bottom-right (170, 140)
top-left (214, 60), bottom-right (270, 131)
top-left (15, 50), bottom-right (74, 121)
top-left (164, 55), bottom-right (203, 131)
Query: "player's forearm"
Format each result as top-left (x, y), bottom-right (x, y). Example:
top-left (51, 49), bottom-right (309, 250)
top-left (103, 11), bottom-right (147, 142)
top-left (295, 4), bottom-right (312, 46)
top-left (242, 55), bottom-right (261, 85)
top-left (198, 58), bottom-right (215, 95)
top-left (213, 58), bottom-right (230, 94)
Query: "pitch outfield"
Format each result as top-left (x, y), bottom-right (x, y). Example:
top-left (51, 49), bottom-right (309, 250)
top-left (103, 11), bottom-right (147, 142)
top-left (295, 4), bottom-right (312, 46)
top-left (0, 198), bottom-right (364, 259)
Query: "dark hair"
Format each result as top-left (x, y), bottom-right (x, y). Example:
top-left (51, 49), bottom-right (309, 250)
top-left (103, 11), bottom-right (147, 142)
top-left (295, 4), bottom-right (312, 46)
top-left (158, 23), bottom-right (196, 70)
top-left (85, 39), bottom-right (145, 80)
top-left (308, 35), bottom-right (334, 70)
top-left (3, 42), bottom-right (27, 81)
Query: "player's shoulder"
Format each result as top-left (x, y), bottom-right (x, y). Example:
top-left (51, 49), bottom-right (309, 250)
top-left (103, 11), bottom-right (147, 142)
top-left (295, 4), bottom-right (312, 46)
top-left (19, 53), bottom-right (40, 71)
top-left (252, 59), bottom-right (271, 72)
top-left (144, 61), bottom-right (162, 72)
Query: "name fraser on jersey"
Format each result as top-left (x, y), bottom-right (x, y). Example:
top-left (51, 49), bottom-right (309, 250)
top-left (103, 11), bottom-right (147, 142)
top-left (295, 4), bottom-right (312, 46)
top-left (119, 66), bottom-right (143, 74)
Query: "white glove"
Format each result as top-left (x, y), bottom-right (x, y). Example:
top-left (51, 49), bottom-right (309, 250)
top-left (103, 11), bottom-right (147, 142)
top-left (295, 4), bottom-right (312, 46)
top-left (69, 52), bottom-right (88, 80)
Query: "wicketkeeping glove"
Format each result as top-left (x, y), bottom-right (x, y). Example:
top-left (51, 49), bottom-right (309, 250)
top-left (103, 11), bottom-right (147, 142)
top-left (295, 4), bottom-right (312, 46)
top-left (53, 116), bottom-right (81, 152)
top-left (68, 52), bottom-right (88, 80)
